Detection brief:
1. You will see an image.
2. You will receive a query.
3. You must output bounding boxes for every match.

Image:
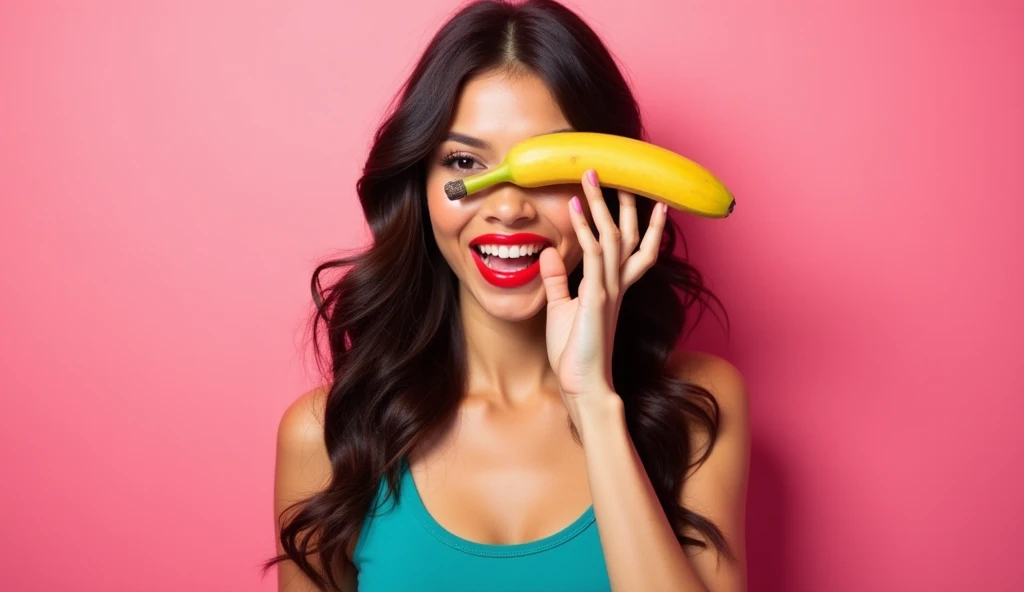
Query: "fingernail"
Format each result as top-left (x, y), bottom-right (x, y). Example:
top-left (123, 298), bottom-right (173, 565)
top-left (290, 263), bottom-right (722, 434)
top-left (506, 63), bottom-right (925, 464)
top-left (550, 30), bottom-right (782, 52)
top-left (570, 196), bottom-right (582, 213)
top-left (661, 202), bottom-right (669, 214)
top-left (585, 169), bottom-right (598, 187)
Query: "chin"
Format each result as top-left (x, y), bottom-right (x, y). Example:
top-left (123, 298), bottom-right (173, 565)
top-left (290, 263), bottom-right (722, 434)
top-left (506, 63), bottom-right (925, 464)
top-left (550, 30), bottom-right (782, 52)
top-left (473, 288), bottom-right (547, 322)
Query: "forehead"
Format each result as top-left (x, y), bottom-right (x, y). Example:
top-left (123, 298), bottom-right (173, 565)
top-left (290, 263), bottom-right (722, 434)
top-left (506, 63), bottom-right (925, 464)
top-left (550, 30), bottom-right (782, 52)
top-left (448, 70), bottom-right (570, 138)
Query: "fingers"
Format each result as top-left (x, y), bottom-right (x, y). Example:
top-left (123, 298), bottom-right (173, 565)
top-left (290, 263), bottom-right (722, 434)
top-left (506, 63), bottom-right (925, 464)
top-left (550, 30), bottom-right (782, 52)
top-left (621, 202), bottom-right (668, 287)
top-left (539, 247), bottom-right (571, 307)
top-left (581, 169), bottom-right (620, 297)
top-left (567, 194), bottom-right (605, 309)
top-left (572, 170), bottom-right (662, 301)
top-left (618, 190), bottom-right (639, 265)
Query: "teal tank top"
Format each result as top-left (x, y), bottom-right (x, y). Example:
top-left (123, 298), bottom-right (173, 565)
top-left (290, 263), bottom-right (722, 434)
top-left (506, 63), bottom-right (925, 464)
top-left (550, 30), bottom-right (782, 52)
top-left (353, 459), bottom-right (611, 591)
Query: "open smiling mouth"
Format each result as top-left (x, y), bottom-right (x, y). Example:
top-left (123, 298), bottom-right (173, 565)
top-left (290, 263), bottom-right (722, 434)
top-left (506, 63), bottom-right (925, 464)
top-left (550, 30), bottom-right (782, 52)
top-left (469, 234), bottom-right (550, 289)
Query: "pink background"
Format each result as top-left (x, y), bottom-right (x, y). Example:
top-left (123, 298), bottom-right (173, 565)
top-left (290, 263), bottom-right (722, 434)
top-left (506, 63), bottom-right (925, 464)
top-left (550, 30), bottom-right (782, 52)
top-left (1, 1), bottom-right (1021, 590)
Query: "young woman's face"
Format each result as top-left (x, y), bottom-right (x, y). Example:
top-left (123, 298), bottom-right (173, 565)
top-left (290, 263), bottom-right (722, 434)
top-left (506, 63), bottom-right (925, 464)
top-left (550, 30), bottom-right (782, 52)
top-left (425, 70), bottom-right (585, 321)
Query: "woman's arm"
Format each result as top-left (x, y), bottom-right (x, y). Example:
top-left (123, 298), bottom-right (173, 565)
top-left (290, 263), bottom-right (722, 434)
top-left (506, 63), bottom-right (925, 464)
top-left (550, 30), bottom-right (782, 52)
top-left (577, 353), bottom-right (749, 592)
top-left (540, 170), bottom-right (749, 590)
top-left (274, 388), bottom-right (358, 592)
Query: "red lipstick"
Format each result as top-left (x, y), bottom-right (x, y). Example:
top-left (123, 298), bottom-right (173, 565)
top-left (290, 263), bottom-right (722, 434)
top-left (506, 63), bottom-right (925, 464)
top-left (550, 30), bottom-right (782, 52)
top-left (469, 233), bottom-right (551, 289)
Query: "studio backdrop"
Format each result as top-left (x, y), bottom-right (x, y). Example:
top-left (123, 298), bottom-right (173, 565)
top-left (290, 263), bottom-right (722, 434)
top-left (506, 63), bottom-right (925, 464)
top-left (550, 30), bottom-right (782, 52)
top-left (0, 1), bottom-right (1021, 590)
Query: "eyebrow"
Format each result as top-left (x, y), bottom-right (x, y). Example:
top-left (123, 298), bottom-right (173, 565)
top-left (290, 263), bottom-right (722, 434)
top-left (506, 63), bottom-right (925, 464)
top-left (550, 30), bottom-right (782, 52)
top-left (445, 127), bottom-right (575, 151)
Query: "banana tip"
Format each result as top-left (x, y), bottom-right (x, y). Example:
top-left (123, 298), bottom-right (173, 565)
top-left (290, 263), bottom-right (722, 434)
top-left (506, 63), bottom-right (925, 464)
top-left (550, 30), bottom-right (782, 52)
top-left (445, 180), bottom-right (467, 201)
top-left (727, 198), bottom-right (736, 216)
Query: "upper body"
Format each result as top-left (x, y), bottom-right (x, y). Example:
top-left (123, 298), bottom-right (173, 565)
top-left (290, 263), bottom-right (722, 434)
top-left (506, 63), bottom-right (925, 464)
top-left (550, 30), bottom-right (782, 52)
top-left (269, 1), bottom-right (749, 590)
top-left (275, 350), bottom-right (748, 591)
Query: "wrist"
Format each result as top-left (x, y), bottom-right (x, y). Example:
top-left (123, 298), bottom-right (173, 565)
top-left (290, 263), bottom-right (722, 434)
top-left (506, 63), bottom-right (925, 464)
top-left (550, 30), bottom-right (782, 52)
top-left (575, 393), bottom-right (626, 440)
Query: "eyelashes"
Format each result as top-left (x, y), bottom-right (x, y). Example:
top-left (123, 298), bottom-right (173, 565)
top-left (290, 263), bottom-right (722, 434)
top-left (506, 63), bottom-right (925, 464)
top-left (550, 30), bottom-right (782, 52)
top-left (439, 150), bottom-right (483, 174)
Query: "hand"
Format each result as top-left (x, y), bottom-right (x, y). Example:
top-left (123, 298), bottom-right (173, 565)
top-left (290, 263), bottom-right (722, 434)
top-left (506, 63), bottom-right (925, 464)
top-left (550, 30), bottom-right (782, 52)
top-left (539, 169), bottom-right (669, 426)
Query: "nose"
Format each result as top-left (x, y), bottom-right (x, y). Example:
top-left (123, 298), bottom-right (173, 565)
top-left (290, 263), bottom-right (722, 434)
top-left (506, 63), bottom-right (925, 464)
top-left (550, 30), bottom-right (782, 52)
top-left (478, 184), bottom-right (537, 228)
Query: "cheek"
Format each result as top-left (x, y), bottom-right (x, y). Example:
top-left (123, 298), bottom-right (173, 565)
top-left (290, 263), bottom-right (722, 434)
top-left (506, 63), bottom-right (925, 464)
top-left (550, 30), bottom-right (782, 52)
top-left (425, 179), bottom-right (472, 261)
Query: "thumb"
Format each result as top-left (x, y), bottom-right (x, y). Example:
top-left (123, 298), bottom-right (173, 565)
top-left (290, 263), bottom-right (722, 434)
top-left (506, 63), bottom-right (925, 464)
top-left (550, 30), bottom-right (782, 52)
top-left (539, 247), bottom-right (571, 307)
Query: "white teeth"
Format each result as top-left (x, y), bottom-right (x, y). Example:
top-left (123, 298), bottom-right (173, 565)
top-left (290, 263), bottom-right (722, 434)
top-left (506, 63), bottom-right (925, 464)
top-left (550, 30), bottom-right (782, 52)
top-left (474, 243), bottom-right (546, 259)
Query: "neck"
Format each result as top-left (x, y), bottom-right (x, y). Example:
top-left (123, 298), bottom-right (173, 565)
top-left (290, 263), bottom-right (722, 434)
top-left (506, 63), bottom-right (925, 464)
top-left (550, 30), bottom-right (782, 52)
top-left (458, 284), bottom-right (560, 409)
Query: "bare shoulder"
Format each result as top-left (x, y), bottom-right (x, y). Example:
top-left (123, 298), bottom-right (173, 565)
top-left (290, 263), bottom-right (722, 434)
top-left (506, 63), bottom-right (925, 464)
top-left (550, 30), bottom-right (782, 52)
top-left (274, 386), bottom-right (342, 591)
top-left (277, 386), bottom-right (329, 453)
top-left (275, 386), bottom-right (332, 509)
top-left (668, 349), bottom-right (749, 418)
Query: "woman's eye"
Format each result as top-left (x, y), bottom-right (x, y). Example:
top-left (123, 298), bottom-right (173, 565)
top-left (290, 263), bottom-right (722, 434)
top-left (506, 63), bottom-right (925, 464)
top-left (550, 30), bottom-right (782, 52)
top-left (442, 153), bottom-right (482, 172)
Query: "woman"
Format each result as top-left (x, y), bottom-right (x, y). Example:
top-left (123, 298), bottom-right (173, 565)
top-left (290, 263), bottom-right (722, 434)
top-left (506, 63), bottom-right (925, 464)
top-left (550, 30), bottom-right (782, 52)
top-left (265, 1), bottom-right (749, 590)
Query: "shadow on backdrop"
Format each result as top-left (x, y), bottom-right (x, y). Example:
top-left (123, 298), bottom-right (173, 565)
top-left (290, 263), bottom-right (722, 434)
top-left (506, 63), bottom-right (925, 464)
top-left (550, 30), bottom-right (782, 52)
top-left (746, 435), bottom-right (790, 591)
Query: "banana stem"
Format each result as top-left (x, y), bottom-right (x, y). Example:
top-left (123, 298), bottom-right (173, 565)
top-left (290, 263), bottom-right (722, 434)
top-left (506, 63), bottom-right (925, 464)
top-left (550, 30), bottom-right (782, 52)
top-left (463, 163), bottom-right (512, 196)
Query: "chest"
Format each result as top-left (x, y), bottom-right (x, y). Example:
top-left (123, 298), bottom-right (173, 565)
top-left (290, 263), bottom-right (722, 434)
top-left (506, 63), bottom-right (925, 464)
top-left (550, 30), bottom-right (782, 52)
top-left (408, 399), bottom-right (593, 546)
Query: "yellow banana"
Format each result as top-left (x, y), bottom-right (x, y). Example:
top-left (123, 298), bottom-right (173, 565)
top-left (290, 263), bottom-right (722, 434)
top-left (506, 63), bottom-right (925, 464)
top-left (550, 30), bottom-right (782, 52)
top-left (444, 132), bottom-right (735, 218)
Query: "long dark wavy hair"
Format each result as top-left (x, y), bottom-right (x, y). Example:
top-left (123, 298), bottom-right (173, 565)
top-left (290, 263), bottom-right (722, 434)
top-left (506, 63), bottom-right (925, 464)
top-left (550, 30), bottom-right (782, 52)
top-left (264, 1), bottom-right (731, 589)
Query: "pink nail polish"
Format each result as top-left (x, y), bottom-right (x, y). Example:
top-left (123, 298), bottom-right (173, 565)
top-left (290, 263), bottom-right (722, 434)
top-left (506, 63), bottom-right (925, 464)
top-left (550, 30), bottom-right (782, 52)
top-left (570, 196), bottom-right (582, 213)
top-left (585, 169), bottom-right (598, 187)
